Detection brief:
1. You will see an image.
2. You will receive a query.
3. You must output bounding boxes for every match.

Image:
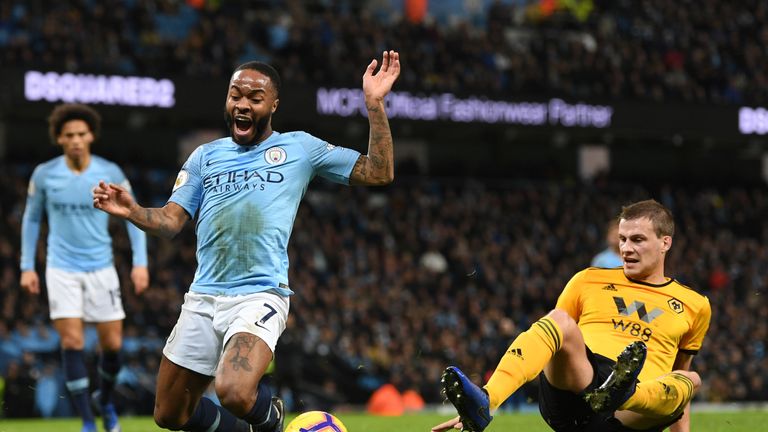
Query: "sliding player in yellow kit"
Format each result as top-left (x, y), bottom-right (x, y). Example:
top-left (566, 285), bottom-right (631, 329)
top-left (433, 199), bottom-right (711, 432)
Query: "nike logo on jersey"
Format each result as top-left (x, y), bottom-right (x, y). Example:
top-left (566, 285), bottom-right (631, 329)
top-left (205, 159), bottom-right (219, 166)
top-left (254, 322), bottom-right (271, 332)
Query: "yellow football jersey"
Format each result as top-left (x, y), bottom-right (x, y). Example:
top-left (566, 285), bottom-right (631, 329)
top-left (556, 267), bottom-right (711, 381)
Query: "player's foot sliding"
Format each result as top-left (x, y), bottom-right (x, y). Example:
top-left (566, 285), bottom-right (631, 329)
top-left (250, 397), bottom-right (285, 432)
top-left (441, 366), bottom-right (493, 432)
top-left (269, 397), bottom-right (285, 432)
top-left (584, 340), bottom-right (648, 415)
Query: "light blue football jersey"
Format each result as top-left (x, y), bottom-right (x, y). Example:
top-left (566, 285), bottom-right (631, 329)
top-left (590, 248), bottom-right (623, 268)
top-left (21, 155), bottom-right (148, 272)
top-left (169, 131), bottom-right (360, 297)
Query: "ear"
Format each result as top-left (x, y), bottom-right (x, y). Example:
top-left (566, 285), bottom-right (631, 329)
top-left (661, 235), bottom-right (672, 253)
top-left (272, 98), bottom-right (279, 114)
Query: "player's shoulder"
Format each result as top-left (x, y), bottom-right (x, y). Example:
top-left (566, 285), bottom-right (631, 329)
top-left (90, 154), bottom-right (119, 169)
top-left (278, 130), bottom-right (325, 147)
top-left (193, 137), bottom-right (234, 159)
top-left (562, 267), bottom-right (624, 291)
top-left (89, 155), bottom-right (126, 176)
top-left (668, 279), bottom-right (710, 308)
top-left (279, 130), bottom-right (311, 140)
top-left (200, 137), bottom-right (233, 150)
top-left (35, 156), bottom-right (65, 172)
top-left (579, 266), bottom-right (625, 280)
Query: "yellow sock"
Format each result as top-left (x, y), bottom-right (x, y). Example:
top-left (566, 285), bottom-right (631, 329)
top-left (620, 372), bottom-right (695, 417)
top-left (483, 316), bottom-right (563, 410)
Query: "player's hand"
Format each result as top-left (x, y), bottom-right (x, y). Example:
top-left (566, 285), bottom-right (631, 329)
top-left (431, 416), bottom-right (463, 432)
top-left (131, 266), bottom-right (149, 295)
top-left (363, 50), bottom-right (401, 103)
top-left (93, 180), bottom-right (137, 218)
top-left (20, 270), bottom-right (40, 295)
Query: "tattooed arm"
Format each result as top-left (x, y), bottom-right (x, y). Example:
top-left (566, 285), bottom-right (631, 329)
top-left (350, 50), bottom-right (401, 186)
top-left (93, 180), bottom-right (189, 238)
top-left (126, 204), bottom-right (189, 238)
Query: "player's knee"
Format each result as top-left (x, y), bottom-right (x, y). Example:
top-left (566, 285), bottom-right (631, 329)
top-left (674, 370), bottom-right (701, 390)
top-left (216, 384), bottom-right (256, 417)
top-left (153, 406), bottom-right (185, 431)
top-left (99, 335), bottom-right (122, 351)
top-left (546, 309), bottom-right (576, 338)
top-left (59, 336), bottom-right (85, 350)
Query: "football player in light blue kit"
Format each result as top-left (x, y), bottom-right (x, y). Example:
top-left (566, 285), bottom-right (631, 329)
top-left (93, 50), bottom-right (401, 432)
top-left (591, 219), bottom-right (623, 268)
top-left (20, 103), bottom-right (149, 432)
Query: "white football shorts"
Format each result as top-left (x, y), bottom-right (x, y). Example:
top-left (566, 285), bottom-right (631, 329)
top-left (46, 266), bottom-right (125, 322)
top-left (162, 291), bottom-right (290, 376)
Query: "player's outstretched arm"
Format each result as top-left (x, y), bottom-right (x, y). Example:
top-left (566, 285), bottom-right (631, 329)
top-left (93, 180), bottom-right (189, 238)
top-left (350, 50), bottom-right (401, 186)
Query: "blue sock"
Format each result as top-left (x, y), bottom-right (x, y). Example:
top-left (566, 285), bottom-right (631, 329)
top-left (243, 382), bottom-right (277, 431)
top-left (62, 349), bottom-right (95, 424)
top-left (98, 351), bottom-right (121, 405)
top-left (180, 397), bottom-right (250, 432)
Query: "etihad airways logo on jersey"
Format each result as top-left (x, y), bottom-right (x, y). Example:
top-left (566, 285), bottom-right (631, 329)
top-left (51, 201), bottom-right (92, 215)
top-left (202, 169), bottom-right (284, 192)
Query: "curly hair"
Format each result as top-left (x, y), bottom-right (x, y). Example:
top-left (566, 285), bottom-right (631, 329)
top-left (47, 103), bottom-right (101, 144)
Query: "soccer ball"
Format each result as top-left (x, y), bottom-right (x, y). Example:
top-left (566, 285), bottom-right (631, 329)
top-left (285, 411), bottom-right (348, 432)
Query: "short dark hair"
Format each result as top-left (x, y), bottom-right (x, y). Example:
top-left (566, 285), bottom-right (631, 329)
top-left (48, 103), bottom-right (101, 144)
top-left (619, 199), bottom-right (675, 238)
top-left (234, 61), bottom-right (281, 96)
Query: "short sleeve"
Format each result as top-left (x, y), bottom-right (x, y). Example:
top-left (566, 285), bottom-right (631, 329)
top-left (555, 270), bottom-right (587, 322)
top-left (297, 132), bottom-right (360, 184)
top-left (168, 146), bottom-right (204, 218)
top-left (679, 296), bottom-right (711, 354)
top-left (107, 162), bottom-right (134, 193)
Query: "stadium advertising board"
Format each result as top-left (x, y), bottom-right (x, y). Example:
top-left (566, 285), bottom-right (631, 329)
top-left (739, 106), bottom-right (768, 135)
top-left (0, 69), bottom-right (751, 141)
top-left (316, 87), bottom-right (613, 128)
top-left (24, 70), bottom-right (175, 108)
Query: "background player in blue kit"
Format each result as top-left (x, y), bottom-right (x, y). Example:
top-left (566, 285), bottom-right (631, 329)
top-left (92, 50), bottom-right (401, 432)
top-left (20, 103), bottom-right (149, 432)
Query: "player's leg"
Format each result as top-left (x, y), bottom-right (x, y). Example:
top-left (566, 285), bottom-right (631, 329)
top-left (613, 369), bottom-right (700, 429)
top-left (534, 309), bottom-right (609, 432)
top-left (54, 317), bottom-right (97, 431)
top-left (84, 266), bottom-right (126, 432)
top-left (214, 294), bottom-right (289, 432)
top-left (540, 309), bottom-right (594, 392)
top-left (156, 292), bottom-right (254, 431)
top-left (439, 309), bottom-right (580, 432)
top-left (154, 355), bottom-right (254, 431)
top-left (47, 268), bottom-right (96, 432)
top-left (216, 333), bottom-right (283, 429)
top-left (94, 320), bottom-right (123, 432)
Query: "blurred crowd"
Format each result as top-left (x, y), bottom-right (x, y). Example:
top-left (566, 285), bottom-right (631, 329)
top-left (1, 0), bottom-right (767, 104)
top-left (0, 163), bottom-right (766, 418)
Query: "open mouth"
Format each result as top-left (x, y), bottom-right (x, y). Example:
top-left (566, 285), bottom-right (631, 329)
top-left (233, 114), bottom-right (253, 136)
top-left (623, 257), bottom-right (639, 264)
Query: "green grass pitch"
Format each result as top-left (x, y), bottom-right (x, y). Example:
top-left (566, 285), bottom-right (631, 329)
top-left (1, 411), bottom-right (765, 432)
